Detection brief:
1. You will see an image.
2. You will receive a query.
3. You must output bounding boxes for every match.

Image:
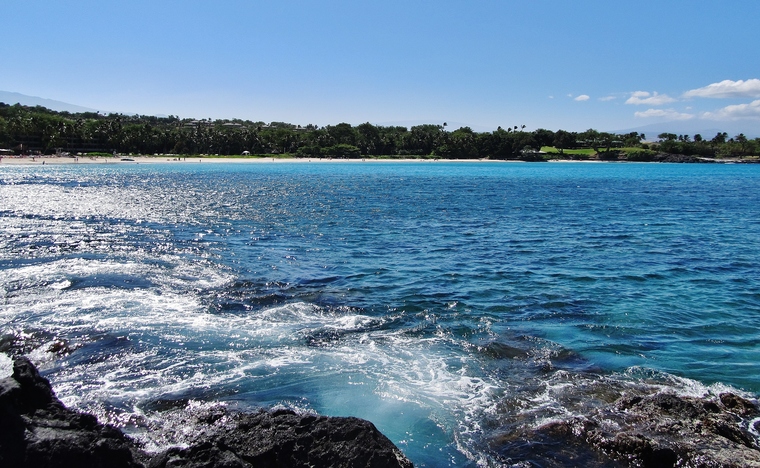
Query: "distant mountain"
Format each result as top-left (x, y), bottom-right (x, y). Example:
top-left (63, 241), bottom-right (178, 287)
top-left (0, 91), bottom-right (102, 114)
top-left (613, 121), bottom-right (758, 141)
top-left (2, 91), bottom-right (757, 138)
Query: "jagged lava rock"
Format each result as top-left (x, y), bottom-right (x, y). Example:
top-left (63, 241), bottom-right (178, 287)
top-left (1, 356), bottom-right (413, 468)
top-left (0, 356), bottom-right (144, 467)
top-left (149, 409), bottom-right (413, 468)
top-left (511, 391), bottom-right (760, 467)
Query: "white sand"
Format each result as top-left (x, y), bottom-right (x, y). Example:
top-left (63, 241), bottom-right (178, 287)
top-left (0, 155), bottom-right (510, 165)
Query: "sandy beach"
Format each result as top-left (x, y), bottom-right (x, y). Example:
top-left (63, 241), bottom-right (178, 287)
top-left (2, 156), bottom-right (746, 166)
top-left (0, 155), bottom-right (519, 165)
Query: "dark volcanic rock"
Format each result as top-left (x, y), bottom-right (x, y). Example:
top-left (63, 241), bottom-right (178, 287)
top-left (0, 357), bottom-right (413, 468)
top-left (502, 391), bottom-right (760, 467)
top-left (0, 356), bottom-right (145, 468)
top-left (654, 153), bottom-right (703, 163)
top-left (148, 409), bottom-right (413, 468)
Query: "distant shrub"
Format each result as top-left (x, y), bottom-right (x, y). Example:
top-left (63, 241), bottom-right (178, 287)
top-left (322, 144), bottom-right (361, 158)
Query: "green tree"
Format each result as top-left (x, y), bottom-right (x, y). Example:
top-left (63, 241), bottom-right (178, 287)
top-left (445, 127), bottom-right (478, 159)
top-left (735, 133), bottom-right (748, 157)
top-left (711, 132), bottom-right (728, 145)
top-left (326, 123), bottom-right (357, 146)
top-left (356, 122), bottom-right (381, 155)
top-left (322, 143), bottom-right (361, 158)
top-left (533, 128), bottom-right (555, 148)
top-left (403, 124), bottom-right (444, 155)
top-left (580, 129), bottom-right (602, 153)
top-left (553, 130), bottom-right (575, 155)
top-left (621, 132), bottom-right (644, 147)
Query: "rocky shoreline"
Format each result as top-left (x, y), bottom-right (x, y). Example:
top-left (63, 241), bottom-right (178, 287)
top-left (492, 388), bottom-right (760, 467)
top-left (3, 355), bottom-right (760, 467)
top-left (0, 357), bottom-right (413, 468)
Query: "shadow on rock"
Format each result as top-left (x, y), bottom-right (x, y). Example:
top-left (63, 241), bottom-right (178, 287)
top-left (494, 390), bottom-right (760, 467)
top-left (0, 356), bottom-right (413, 468)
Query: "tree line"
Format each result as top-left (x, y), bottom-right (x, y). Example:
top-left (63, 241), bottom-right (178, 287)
top-left (0, 102), bottom-right (757, 159)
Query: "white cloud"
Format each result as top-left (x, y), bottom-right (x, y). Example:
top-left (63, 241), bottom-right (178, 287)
top-left (574, 94), bottom-right (590, 101)
top-left (625, 91), bottom-right (676, 105)
top-left (683, 79), bottom-right (760, 99)
top-left (702, 99), bottom-right (760, 120)
top-left (599, 96), bottom-right (616, 101)
top-left (634, 108), bottom-right (694, 120)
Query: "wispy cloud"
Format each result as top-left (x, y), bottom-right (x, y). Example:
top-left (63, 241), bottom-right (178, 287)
top-left (574, 94), bottom-right (590, 102)
top-left (598, 96), bottom-right (616, 102)
top-left (683, 79), bottom-right (760, 99)
top-left (634, 108), bottom-right (694, 120)
top-left (702, 99), bottom-right (760, 120)
top-left (625, 91), bottom-right (676, 106)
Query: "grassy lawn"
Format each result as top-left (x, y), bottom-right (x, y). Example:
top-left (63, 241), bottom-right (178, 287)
top-left (540, 146), bottom-right (596, 155)
top-left (541, 146), bottom-right (650, 155)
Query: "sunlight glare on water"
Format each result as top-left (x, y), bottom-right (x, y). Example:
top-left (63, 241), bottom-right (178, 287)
top-left (2, 162), bottom-right (760, 466)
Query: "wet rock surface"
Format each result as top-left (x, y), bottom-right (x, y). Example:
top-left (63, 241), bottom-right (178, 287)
top-left (0, 356), bottom-right (145, 468)
top-left (651, 153), bottom-right (705, 163)
top-left (147, 409), bottom-right (413, 468)
top-left (494, 390), bottom-right (760, 467)
top-left (0, 357), bottom-right (413, 468)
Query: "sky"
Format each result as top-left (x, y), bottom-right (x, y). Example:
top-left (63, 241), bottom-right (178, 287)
top-left (3, 0), bottom-right (760, 135)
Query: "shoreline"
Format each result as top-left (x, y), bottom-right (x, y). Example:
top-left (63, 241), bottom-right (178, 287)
top-left (1, 155), bottom-right (511, 165)
top-left (0, 155), bottom-right (754, 165)
top-left (4, 355), bottom-right (759, 467)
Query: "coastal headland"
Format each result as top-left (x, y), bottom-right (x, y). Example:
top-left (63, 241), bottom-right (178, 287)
top-left (3, 356), bottom-right (760, 467)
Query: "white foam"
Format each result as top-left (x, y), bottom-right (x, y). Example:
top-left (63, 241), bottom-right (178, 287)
top-left (623, 365), bottom-right (757, 400)
top-left (750, 417), bottom-right (760, 439)
top-left (27, 295), bottom-right (506, 464)
top-left (0, 354), bottom-right (12, 378)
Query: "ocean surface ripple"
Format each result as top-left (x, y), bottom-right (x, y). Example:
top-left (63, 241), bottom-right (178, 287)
top-left (1, 161), bottom-right (759, 466)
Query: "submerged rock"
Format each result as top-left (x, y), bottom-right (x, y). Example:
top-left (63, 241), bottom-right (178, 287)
top-left (0, 356), bottom-right (413, 468)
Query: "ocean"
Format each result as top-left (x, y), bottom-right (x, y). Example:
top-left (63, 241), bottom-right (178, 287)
top-left (1, 161), bottom-right (759, 466)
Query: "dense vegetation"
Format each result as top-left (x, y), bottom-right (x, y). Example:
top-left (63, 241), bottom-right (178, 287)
top-left (1, 102), bottom-right (758, 160)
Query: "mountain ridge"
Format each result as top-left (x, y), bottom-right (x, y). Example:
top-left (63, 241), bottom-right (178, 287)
top-left (0, 91), bottom-right (104, 114)
top-left (2, 90), bottom-right (758, 138)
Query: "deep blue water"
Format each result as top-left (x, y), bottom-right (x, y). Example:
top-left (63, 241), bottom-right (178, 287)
top-left (1, 161), bottom-right (759, 466)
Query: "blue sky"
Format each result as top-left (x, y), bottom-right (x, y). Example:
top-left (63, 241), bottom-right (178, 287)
top-left (3, 0), bottom-right (760, 135)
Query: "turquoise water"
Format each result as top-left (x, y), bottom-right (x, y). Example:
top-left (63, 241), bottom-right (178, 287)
top-left (1, 161), bottom-right (759, 465)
